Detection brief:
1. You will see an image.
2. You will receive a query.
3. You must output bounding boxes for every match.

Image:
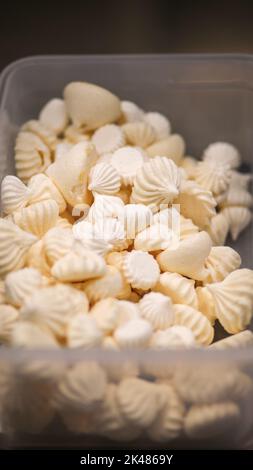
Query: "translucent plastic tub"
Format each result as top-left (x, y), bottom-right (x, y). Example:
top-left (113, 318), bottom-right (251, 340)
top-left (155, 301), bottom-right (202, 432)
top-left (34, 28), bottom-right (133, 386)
top-left (0, 54), bottom-right (253, 449)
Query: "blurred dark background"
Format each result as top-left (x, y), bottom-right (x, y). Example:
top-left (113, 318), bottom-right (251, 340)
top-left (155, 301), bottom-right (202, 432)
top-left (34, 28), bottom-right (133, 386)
top-left (1, 0), bottom-right (253, 71)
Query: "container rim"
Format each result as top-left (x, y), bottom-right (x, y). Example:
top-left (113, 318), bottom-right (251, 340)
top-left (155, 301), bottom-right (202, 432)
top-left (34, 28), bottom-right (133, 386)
top-left (0, 53), bottom-right (253, 362)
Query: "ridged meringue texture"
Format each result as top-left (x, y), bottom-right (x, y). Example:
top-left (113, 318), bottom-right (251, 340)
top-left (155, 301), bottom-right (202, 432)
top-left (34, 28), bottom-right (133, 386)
top-left (51, 249), bottom-right (106, 282)
top-left (150, 326), bottom-right (196, 350)
top-left (123, 250), bottom-right (160, 290)
top-left (39, 98), bottom-right (68, 135)
top-left (122, 121), bottom-right (155, 148)
top-left (88, 162), bottom-right (121, 195)
top-left (4, 268), bottom-right (43, 307)
top-left (64, 81), bottom-right (121, 130)
top-left (1, 175), bottom-right (31, 215)
top-left (66, 314), bottom-right (102, 348)
top-left (134, 224), bottom-right (176, 252)
top-left (194, 160), bottom-right (232, 195)
top-left (206, 269), bottom-right (253, 334)
top-left (154, 272), bottom-right (198, 309)
top-left (114, 318), bottom-right (152, 349)
top-left (204, 246), bottom-right (241, 284)
top-left (209, 330), bottom-right (253, 350)
top-left (0, 219), bottom-right (37, 278)
top-left (83, 265), bottom-right (124, 304)
top-left (131, 156), bottom-right (181, 207)
top-left (144, 111), bottom-right (171, 140)
top-left (0, 304), bottom-right (19, 343)
top-left (173, 304), bottom-right (214, 345)
top-left (174, 180), bottom-right (216, 228)
top-left (123, 203), bottom-right (153, 238)
top-left (43, 227), bottom-right (74, 265)
top-left (202, 142), bottom-right (241, 169)
top-left (46, 142), bottom-right (98, 206)
top-left (206, 212), bottom-right (229, 246)
top-left (21, 119), bottom-right (57, 149)
top-left (15, 130), bottom-right (52, 182)
top-left (87, 194), bottom-right (124, 222)
top-left (90, 297), bottom-right (120, 334)
top-left (27, 173), bottom-right (67, 213)
top-left (146, 134), bottom-right (185, 165)
top-left (91, 124), bottom-right (125, 154)
top-left (116, 378), bottom-right (165, 428)
top-left (222, 206), bottom-right (252, 240)
top-left (20, 284), bottom-right (89, 338)
top-left (196, 286), bottom-right (216, 324)
top-left (139, 292), bottom-right (174, 330)
top-left (120, 100), bottom-right (144, 123)
top-left (110, 146), bottom-right (147, 186)
top-left (13, 199), bottom-right (59, 238)
top-left (157, 231), bottom-right (212, 281)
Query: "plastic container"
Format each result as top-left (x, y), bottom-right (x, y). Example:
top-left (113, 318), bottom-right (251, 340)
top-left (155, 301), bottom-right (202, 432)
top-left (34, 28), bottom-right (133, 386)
top-left (0, 54), bottom-right (253, 449)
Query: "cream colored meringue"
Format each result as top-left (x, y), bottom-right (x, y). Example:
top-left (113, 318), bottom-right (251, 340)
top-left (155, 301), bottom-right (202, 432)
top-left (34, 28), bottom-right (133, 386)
top-left (27, 173), bottom-right (67, 213)
top-left (46, 142), bottom-right (98, 206)
top-left (90, 297), bottom-right (120, 334)
top-left (64, 81), bottom-right (121, 130)
top-left (20, 284), bottom-right (89, 338)
top-left (122, 121), bottom-right (155, 148)
top-left (179, 215), bottom-right (199, 240)
top-left (21, 119), bottom-right (57, 149)
top-left (123, 203), bottom-right (153, 238)
top-left (64, 125), bottom-right (90, 143)
top-left (87, 194), bottom-right (124, 222)
top-left (92, 383), bottom-right (128, 435)
top-left (222, 206), bottom-right (252, 240)
top-left (15, 130), bottom-right (51, 182)
top-left (83, 265), bottom-right (124, 304)
top-left (131, 156), bottom-right (181, 207)
top-left (114, 318), bottom-right (152, 349)
top-left (88, 162), bottom-right (121, 195)
top-left (123, 250), bottom-right (160, 290)
top-left (39, 98), bottom-right (68, 135)
top-left (67, 314), bottom-right (102, 348)
top-left (1, 175), bottom-right (31, 214)
top-left (116, 300), bottom-right (140, 326)
top-left (13, 199), bottom-right (59, 237)
top-left (202, 142), bottom-right (241, 169)
top-left (204, 246), bottom-right (241, 284)
top-left (110, 146), bottom-right (147, 186)
top-left (220, 188), bottom-right (253, 208)
top-left (91, 124), bottom-right (125, 154)
top-left (206, 212), bottom-right (229, 246)
top-left (116, 378), bottom-right (165, 428)
top-left (26, 239), bottom-right (51, 277)
top-left (180, 156), bottom-right (198, 178)
top-left (209, 330), bottom-right (253, 350)
top-left (184, 402), bottom-right (240, 439)
top-left (230, 170), bottom-right (252, 190)
top-left (144, 111), bottom-right (171, 140)
top-left (174, 180), bottom-right (216, 228)
top-left (54, 141), bottom-right (73, 160)
top-left (154, 272), bottom-right (198, 309)
top-left (194, 160), bottom-right (231, 195)
top-left (150, 326), bottom-right (196, 350)
top-left (4, 268), bottom-right (43, 307)
top-left (0, 280), bottom-right (5, 304)
top-left (156, 231), bottom-right (212, 281)
top-left (174, 304), bottom-right (214, 345)
top-left (139, 292), bottom-right (174, 330)
top-left (134, 224), bottom-right (176, 252)
top-left (195, 286), bottom-right (216, 324)
top-left (206, 269), bottom-right (253, 334)
top-left (11, 321), bottom-right (59, 348)
top-left (93, 217), bottom-right (129, 252)
top-left (51, 249), bottom-right (106, 282)
top-left (0, 304), bottom-right (19, 343)
top-left (146, 134), bottom-right (185, 165)
top-left (0, 219), bottom-right (37, 278)
top-left (43, 227), bottom-right (74, 265)
top-left (120, 100), bottom-right (144, 123)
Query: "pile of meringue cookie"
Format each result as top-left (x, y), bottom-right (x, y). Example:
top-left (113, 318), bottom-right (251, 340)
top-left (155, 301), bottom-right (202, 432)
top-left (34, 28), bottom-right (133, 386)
top-left (0, 81), bottom-right (253, 441)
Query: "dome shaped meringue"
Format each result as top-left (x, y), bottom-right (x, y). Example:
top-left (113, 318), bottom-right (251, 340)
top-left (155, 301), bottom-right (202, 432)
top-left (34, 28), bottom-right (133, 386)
top-left (134, 224), bottom-right (175, 252)
top-left (114, 318), bottom-right (152, 349)
top-left (21, 119), bottom-right (57, 149)
top-left (15, 130), bottom-right (52, 182)
top-left (46, 142), bottom-right (98, 206)
top-left (54, 362), bottom-right (107, 412)
top-left (222, 206), bottom-right (252, 240)
top-left (87, 194), bottom-right (124, 222)
top-left (120, 100), bottom-right (144, 123)
top-left (146, 134), bottom-right (185, 165)
top-left (206, 269), bottom-right (253, 334)
top-left (210, 330), bottom-right (253, 350)
top-left (179, 215), bottom-right (199, 240)
top-left (144, 111), bottom-right (171, 140)
top-left (150, 326), bottom-right (196, 350)
top-left (0, 219), bottom-right (37, 278)
top-left (27, 173), bottom-right (67, 213)
top-left (202, 142), bottom-right (241, 169)
top-left (91, 124), bottom-right (125, 154)
top-left (67, 314), bottom-right (102, 348)
top-left (123, 203), bottom-right (153, 238)
top-left (93, 217), bottom-right (129, 251)
top-left (206, 212), bottom-right (229, 246)
top-left (83, 265), bottom-right (124, 304)
top-left (194, 160), bottom-right (231, 195)
top-left (10, 321), bottom-right (58, 349)
top-left (220, 188), bottom-right (253, 209)
top-left (204, 246), bottom-right (241, 284)
top-left (196, 286), bottom-right (216, 325)
top-left (154, 272), bottom-right (198, 309)
top-left (1, 175), bottom-right (31, 214)
top-left (0, 304), bottom-right (19, 343)
top-left (64, 124), bottom-right (89, 144)
top-left (174, 180), bottom-right (216, 228)
top-left (13, 199), bottom-right (59, 238)
top-left (110, 146), bottom-right (147, 186)
top-left (90, 297), bottom-right (120, 334)
top-left (156, 231), bottom-right (212, 281)
top-left (51, 249), bottom-right (106, 282)
top-left (122, 121), bottom-right (155, 148)
top-left (173, 304), bottom-right (214, 346)
top-left (26, 240), bottom-right (51, 277)
top-left (64, 81), bottom-right (121, 130)
top-left (116, 378), bottom-right (164, 429)
top-left (139, 292), bottom-right (174, 330)
top-left (43, 227), bottom-right (74, 265)
top-left (20, 284), bottom-right (89, 338)
top-left (131, 156), bottom-right (181, 207)
top-left (5, 268), bottom-right (43, 307)
top-left (88, 162), bottom-right (121, 195)
top-left (123, 250), bottom-right (160, 290)
top-left (39, 98), bottom-right (68, 135)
